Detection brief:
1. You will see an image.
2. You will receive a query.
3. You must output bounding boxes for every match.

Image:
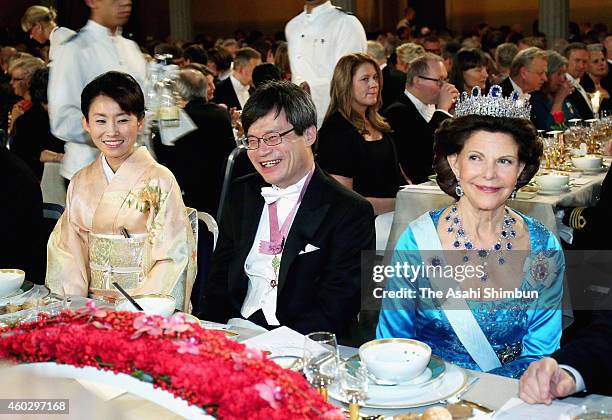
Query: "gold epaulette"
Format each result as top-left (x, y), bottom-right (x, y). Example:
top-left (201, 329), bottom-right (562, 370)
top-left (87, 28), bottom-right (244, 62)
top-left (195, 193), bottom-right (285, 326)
top-left (569, 207), bottom-right (587, 230)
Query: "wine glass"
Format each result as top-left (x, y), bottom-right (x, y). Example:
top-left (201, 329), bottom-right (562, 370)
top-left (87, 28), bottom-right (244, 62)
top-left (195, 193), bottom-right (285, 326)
top-left (340, 361), bottom-right (368, 420)
top-left (303, 332), bottom-right (339, 401)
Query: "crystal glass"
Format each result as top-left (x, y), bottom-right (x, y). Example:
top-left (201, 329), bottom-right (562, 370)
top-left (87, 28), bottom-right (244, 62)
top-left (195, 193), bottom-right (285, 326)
top-left (340, 361), bottom-right (368, 420)
top-left (303, 331), bottom-right (339, 401)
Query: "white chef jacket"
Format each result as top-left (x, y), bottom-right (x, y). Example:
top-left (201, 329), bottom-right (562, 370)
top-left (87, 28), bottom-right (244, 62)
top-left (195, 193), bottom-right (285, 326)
top-left (48, 20), bottom-right (146, 180)
top-left (285, 1), bottom-right (367, 127)
top-left (48, 26), bottom-right (76, 63)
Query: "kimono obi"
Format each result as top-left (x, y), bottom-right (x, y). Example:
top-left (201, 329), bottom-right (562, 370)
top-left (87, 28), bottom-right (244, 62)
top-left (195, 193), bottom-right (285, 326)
top-left (88, 233), bottom-right (153, 299)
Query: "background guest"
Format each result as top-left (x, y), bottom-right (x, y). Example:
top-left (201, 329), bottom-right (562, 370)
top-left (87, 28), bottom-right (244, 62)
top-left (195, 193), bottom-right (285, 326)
top-left (384, 53), bottom-right (458, 184)
top-left (252, 62), bottom-right (281, 88)
top-left (7, 56), bottom-right (44, 137)
top-left (367, 40), bottom-right (406, 112)
top-left (581, 43), bottom-right (611, 113)
top-left (317, 53), bottom-right (401, 215)
top-left (499, 47), bottom-right (548, 97)
top-left (531, 51), bottom-right (577, 131)
top-left (273, 41), bottom-right (291, 81)
top-left (395, 42), bottom-right (425, 73)
top-left (183, 44), bottom-right (208, 66)
top-left (493, 43), bottom-right (519, 84)
top-left (20, 5), bottom-right (75, 63)
top-left (563, 42), bottom-right (594, 119)
top-left (206, 46), bottom-right (233, 80)
top-left (10, 66), bottom-right (64, 180)
top-left (171, 69), bottom-right (235, 217)
top-left (184, 63), bottom-right (216, 102)
top-left (212, 47), bottom-right (261, 110)
top-left (449, 47), bottom-right (489, 93)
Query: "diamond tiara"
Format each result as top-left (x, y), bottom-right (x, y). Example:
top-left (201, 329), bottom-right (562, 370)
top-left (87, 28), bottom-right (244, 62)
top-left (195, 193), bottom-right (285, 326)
top-left (454, 85), bottom-right (532, 119)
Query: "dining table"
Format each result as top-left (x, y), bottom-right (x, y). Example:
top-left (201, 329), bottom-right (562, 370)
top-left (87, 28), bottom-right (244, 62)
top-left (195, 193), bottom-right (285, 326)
top-left (11, 318), bottom-right (610, 419)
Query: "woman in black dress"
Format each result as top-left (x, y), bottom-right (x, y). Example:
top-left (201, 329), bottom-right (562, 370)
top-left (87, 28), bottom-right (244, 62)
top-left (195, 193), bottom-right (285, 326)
top-left (317, 53), bottom-right (403, 215)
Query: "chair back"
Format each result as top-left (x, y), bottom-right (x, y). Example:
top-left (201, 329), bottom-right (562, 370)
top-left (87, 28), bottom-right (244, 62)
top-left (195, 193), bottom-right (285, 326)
top-left (217, 146), bottom-right (254, 223)
top-left (190, 212), bottom-right (217, 315)
top-left (197, 211), bottom-right (218, 250)
top-left (41, 162), bottom-right (67, 207)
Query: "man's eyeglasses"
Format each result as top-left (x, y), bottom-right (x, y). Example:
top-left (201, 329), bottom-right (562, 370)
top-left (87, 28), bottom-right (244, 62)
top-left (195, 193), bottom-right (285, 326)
top-left (10, 77), bottom-right (24, 82)
top-left (241, 127), bottom-right (295, 150)
top-left (417, 75), bottom-right (447, 87)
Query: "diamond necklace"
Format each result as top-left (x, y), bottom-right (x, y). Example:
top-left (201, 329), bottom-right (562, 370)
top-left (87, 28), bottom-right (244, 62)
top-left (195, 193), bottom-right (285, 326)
top-left (445, 205), bottom-right (517, 282)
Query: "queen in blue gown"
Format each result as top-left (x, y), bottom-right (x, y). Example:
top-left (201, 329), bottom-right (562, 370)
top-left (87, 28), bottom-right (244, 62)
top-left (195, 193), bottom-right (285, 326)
top-left (376, 110), bottom-right (564, 379)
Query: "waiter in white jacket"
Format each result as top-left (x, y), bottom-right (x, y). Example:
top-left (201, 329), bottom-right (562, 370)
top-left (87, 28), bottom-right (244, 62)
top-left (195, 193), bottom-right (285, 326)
top-left (286, 0), bottom-right (367, 128)
top-left (48, 0), bottom-right (145, 181)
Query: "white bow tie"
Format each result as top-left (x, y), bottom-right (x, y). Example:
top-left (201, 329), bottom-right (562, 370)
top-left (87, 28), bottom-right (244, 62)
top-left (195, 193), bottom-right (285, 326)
top-left (261, 185), bottom-right (301, 204)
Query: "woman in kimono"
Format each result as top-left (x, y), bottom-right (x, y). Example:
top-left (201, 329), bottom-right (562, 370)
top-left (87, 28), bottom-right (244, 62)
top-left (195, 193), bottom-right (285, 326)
top-left (46, 71), bottom-right (196, 311)
top-left (377, 89), bottom-right (564, 378)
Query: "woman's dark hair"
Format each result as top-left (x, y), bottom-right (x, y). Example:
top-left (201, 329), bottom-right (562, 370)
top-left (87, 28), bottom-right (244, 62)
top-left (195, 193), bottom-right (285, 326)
top-left (448, 48), bottom-right (488, 92)
top-left (29, 66), bottom-right (49, 104)
top-left (433, 115), bottom-right (542, 200)
top-left (81, 71), bottom-right (145, 121)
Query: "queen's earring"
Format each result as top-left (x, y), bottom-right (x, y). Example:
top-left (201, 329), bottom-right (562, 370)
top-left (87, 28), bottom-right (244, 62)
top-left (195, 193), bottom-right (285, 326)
top-left (455, 178), bottom-right (464, 197)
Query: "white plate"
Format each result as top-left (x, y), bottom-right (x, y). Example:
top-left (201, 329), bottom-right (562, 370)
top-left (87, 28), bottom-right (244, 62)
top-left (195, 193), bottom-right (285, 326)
top-left (329, 361), bottom-right (468, 409)
top-left (516, 191), bottom-right (537, 199)
top-left (537, 185), bottom-right (571, 195)
top-left (580, 166), bottom-right (607, 174)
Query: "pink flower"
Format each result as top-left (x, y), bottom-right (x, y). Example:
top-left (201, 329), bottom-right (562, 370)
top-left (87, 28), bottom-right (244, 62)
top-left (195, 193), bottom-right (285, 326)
top-left (173, 337), bottom-right (200, 355)
top-left (76, 301), bottom-right (110, 318)
top-left (92, 321), bottom-right (112, 330)
top-left (161, 313), bottom-right (192, 335)
top-left (131, 314), bottom-right (163, 339)
top-left (254, 379), bottom-right (283, 409)
top-left (244, 346), bottom-right (264, 361)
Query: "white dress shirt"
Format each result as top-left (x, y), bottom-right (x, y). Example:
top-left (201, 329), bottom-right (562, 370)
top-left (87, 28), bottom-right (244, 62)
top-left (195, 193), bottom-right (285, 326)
top-left (566, 73), bottom-right (594, 112)
top-left (48, 26), bottom-right (76, 63)
top-left (241, 169), bottom-right (312, 325)
top-left (286, 0), bottom-right (367, 127)
top-left (405, 90), bottom-right (436, 122)
top-left (229, 73), bottom-right (251, 109)
top-left (560, 364), bottom-right (586, 393)
top-left (48, 20), bottom-right (146, 180)
top-left (508, 77), bottom-right (524, 96)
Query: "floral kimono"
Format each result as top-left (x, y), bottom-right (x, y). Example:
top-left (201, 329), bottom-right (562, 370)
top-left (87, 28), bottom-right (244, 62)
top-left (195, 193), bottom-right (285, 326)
top-left (46, 147), bottom-right (197, 311)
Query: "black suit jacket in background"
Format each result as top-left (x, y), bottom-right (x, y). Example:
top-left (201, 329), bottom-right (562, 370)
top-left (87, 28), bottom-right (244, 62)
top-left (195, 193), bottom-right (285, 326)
top-left (383, 93), bottom-right (450, 184)
top-left (0, 147), bottom-right (45, 282)
top-left (499, 77), bottom-right (516, 97)
top-left (553, 311), bottom-right (612, 396)
top-left (212, 77), bottom-right (242, 110)
top-left (171, 98), bottom-right (237, 216)
top-left (566, 88), bottom-right (595, 120)
top-left (200, 166), bottom-right (375, 339)
top-left (381, 65), bottom-right (406, 112)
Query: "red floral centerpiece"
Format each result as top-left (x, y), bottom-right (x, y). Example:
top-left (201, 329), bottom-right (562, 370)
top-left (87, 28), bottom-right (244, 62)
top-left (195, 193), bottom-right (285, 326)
top-left (0, 302), bottom-right (343, 419)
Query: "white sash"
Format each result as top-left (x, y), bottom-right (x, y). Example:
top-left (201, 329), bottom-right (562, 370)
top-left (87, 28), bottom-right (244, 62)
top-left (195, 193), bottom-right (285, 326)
top-left (409, 212), bottom-right (502, 371)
